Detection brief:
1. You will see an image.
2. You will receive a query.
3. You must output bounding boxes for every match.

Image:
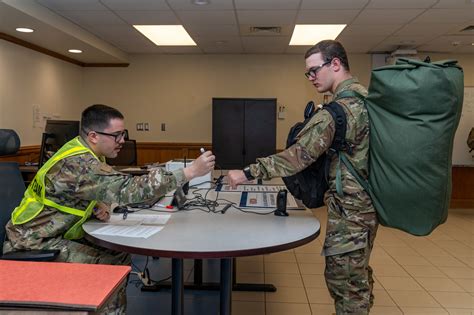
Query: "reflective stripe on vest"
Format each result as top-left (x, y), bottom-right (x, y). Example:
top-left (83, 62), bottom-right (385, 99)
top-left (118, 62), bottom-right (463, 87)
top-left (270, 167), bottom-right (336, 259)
top-left (11, 137), bottom-right (103, 240)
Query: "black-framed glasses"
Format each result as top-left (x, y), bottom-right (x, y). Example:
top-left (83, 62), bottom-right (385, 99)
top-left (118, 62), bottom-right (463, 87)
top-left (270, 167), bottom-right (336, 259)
top-left (304, 60), bottom-right (332, 78)
top-left (94, 130), bottom-right (127, 143)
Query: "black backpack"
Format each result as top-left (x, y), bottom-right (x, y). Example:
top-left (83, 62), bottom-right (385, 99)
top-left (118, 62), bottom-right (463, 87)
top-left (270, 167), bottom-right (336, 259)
top-left (282, 99), bottom-right (349, 208)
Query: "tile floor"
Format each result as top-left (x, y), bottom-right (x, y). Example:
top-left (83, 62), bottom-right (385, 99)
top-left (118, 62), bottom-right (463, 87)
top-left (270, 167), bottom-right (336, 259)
top-left (127, 207), bottom-right (474, 314)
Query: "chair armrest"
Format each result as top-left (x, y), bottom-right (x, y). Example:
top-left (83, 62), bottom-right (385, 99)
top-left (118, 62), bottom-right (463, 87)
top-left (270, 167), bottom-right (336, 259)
top-left (1, 249), bottom-right (60, 261)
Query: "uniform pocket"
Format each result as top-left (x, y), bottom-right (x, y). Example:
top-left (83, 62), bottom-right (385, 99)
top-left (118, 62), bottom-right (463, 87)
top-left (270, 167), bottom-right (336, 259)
top-left (322, 230), bottom-right (368, 257)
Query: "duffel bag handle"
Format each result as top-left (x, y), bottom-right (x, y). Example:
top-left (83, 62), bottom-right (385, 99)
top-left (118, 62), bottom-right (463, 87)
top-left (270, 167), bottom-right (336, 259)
top-left (396, 57), bottom-right (458, 68)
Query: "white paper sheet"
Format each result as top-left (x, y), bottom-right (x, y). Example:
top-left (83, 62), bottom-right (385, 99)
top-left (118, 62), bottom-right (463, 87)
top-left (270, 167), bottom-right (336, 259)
top-left (216, 184), bottom-right (287, 192)
top-left (91, 225), bottom-right (163, 238)
top-left (107, 214), bottom-right (170, 226)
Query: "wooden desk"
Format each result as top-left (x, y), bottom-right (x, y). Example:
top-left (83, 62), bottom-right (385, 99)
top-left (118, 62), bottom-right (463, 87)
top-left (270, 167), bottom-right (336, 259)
top-left (83, 189), bottom-right (320, 315)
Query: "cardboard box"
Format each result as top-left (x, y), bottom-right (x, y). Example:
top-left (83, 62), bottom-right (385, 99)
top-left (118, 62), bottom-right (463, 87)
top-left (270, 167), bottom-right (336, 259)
top-left (165, 159), bottom-right (212, 188)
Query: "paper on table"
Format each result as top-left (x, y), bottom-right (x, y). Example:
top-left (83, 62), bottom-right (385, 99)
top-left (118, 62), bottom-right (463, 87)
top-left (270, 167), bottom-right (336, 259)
top-left (216, 184), bottom-right (286, 192)
top-left (91, 225), bottom-right (163, 238)
top-left (107, 214), bottom-right (170, 226)
top-left (127, 213), bottom-right (171, 225)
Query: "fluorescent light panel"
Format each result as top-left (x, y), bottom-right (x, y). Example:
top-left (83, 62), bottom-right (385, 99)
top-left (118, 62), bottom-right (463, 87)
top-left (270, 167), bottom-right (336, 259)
top-left (289, 24), bottom-right (346, 46)
top-left (134, 25), bottom-right (196, 46)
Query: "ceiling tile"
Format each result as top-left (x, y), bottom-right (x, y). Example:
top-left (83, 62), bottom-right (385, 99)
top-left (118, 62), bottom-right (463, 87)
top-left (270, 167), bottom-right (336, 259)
top-left (237, 10), bottom-right (297, 25)
top-left (121, 45), bottom-right (165, 53)
top-left (301, 0), bottom-right (369, 10)
top-left (115, 10), bottom-right (179, 25)
top-left (159, 46), bottom-right (203, 54)
top-left (296, 9), bottom-right (360, 24)
top-left (56, 10), bottom-right (126, 25)
top-left (434, 0), bottom-right (474, 9)
top-left (176, 10), bottom-right (237, 25)
top-left (376, 35), bottom-right (438, 50)
top-left (336, 35), bottom-right (387, 52)
top-left (166, 0), bottom-right (234, 11)
top-left (352, 9), bottom-right (425, 24)
top-left (235, 0), bottom-right (301, 10)
top-left (411, 9), bottom-right (474, 24)
top-left (367, 0), bottom-right (438, 9)
top-left (340, 24), bottom-right (402, 37)
top-left (241, 36), bottom-right (290, 53)
top-left (196, 36), bottom-right (243, 53)
top-left (394, 23), bottom-right (463, 36)
top-left (100, 0), bottom-right (170, 10)
top-left (84, 25), bottom-right (141, 41)
top-left (186, 24), bottom-right (240, 37)
top-left (36, 0), bottom-right (107, 11)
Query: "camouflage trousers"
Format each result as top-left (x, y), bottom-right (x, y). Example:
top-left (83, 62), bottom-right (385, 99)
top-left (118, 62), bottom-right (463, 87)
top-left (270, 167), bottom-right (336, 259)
top-left (323, 198), bottom-right (378, 315)
top-left (59, 239), bottom-right (131, 315)
top-left (3, 237), bottom-right (131, 315)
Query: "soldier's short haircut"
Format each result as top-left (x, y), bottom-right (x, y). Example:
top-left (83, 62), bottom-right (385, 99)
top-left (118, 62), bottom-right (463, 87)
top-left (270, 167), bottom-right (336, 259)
top-left (81, 104), bottom-right (124, 136)
top-left (304, 40), bottom-right (350, 71)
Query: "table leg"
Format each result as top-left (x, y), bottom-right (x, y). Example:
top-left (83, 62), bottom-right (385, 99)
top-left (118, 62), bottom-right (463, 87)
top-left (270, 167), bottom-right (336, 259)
top-left (172, 258), bottom-right (184, 315)
top-left (220, 258), bottom-right (233, 315)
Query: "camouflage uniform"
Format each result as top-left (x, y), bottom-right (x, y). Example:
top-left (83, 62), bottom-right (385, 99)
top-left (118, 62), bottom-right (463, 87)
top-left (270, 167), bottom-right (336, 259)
top-left (249, 78), bottom-right (378, 314)
top-left (3, 137), bottom-right (188, 315)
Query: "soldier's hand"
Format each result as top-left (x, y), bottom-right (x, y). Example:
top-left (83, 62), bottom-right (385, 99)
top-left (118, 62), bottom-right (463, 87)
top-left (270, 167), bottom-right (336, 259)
top-left (184, 151), bottom-right (215, 180)
top-left (94, 202), bottom-right (111, 222)
top-left (227, 170), bottom-right (247, 189)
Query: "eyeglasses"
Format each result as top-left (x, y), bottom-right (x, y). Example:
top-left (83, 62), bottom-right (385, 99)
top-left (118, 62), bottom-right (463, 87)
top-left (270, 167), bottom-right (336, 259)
top-left (304, 60), bottom-right (332, 78)
top-left (94, 130), bottom-right (127, 143)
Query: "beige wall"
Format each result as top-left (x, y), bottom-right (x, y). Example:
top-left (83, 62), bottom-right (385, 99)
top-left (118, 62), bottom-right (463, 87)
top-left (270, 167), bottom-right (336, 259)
top-left (0, 40), bottom-right (83, 146)
top-left (2, 38), bottom-right (473, 149)
top-left (83, 53), bottom-right (372, 148)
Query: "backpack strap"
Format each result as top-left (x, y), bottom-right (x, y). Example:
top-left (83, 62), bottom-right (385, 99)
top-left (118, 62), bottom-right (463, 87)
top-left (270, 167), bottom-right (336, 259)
top-left (323, 102), bottom-right (348, 197)
top-left (324, 92), bottom-right (370, 196)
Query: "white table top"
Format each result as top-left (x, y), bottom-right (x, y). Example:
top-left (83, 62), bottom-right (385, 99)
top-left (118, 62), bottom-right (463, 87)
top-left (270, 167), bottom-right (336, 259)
top-left (83, 181), bottom-right (320, 259)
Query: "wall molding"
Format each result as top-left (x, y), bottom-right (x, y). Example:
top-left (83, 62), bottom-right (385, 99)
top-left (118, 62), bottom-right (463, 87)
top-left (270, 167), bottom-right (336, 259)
top-left (1, 142), bottom-right (472, 206)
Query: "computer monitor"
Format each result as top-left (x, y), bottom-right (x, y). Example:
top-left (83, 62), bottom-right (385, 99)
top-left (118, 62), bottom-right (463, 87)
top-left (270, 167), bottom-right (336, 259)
top-left (39, 120), bottom-right (80, 166)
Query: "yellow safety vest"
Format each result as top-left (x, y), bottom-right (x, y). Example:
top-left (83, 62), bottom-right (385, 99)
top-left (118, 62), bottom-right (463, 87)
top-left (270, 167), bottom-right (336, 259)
top-left (12, 137), bottom-right (104, 240)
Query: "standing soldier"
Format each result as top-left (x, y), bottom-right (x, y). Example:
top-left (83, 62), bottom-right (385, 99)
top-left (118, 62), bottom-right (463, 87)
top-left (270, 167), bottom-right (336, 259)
top-left (3, 104), bottom-right (215, 314)
top-left (228, 40), bottom-right (378, 314)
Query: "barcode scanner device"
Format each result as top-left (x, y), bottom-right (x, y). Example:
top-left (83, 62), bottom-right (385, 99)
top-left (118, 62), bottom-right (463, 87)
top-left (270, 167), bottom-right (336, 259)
top-left (274, 189), bottom-right (289, 217)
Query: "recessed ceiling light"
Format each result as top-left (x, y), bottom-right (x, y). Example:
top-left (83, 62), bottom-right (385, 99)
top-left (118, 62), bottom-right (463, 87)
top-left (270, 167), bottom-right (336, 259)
top-left (289, 24), bottom-right (346, 46)
top-left (134, 25), bottom-right (196, 46)
top-left (68, 49), bottom-right (82, 54)
top-left (16, 27), bottom-right (34, 33)
top-left (192, 0), bottom-right (210, 5)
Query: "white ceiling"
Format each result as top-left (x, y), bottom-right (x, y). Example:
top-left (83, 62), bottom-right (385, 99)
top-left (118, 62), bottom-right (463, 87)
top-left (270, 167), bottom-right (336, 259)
top-left (0, 0), bottom-right (473, 63)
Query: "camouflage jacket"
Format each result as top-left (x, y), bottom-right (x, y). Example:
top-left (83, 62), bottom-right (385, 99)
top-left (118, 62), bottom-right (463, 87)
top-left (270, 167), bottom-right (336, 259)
top-left (249, 78), bottom-right (374, 212)
top-left (5, 137), bottom-right (187, 250)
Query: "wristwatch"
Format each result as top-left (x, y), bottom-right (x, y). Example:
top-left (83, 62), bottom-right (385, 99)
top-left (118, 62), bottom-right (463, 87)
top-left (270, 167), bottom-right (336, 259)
top-left (243, 166), bottom-right (255, 180)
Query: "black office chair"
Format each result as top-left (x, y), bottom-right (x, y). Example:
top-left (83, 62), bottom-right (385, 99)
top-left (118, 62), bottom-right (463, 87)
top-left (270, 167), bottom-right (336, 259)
top-left (106, 139), bottom-right (137, 166)
top-left (0, 129), bottom-right (59, 261)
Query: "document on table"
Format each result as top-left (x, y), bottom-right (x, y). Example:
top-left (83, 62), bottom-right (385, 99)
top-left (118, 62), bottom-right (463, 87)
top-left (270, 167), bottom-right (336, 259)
top-left (91, 214), bottom-right (171, 238)
top-left (92, 225), bottom-right (163, 238)
top-left (107, 214), bottom-right (170, 226)
top-left (216, 184), bottom-right (287, 192)
top-left (239, 191), bottom-right (301, 209)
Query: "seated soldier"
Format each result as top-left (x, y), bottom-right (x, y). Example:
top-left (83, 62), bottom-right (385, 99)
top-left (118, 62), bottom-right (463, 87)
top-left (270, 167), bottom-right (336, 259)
top-left (3, 104), bottom-right (215, 314)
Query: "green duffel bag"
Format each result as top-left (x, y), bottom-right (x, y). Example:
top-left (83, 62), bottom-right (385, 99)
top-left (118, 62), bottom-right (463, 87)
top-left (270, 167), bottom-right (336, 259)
top-left (365, 58), bottom-right (464, 235)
